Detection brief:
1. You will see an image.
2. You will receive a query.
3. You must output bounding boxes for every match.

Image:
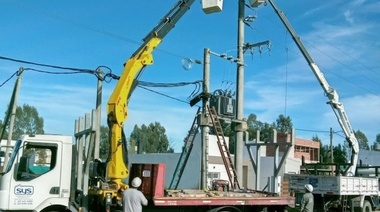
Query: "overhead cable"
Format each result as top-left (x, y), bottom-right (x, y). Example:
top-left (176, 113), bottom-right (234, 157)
top-left (0, 55), bottom-right (94, 72)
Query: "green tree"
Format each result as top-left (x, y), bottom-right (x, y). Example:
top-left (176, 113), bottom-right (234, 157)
top-left (99, 125), bottom-right (110, 161)
top-left (333, 144), bottom-right (347, 164)
top-left (312, 135), bottom-right (325, 163)
top-left (130, 122), bottom-right (172, 153)
top-left (245, 113), bottom-right (275, 142)
top-left (217, 119), bottom-right (235, 154)
top-left (36, 149), bottom-right (47, 164)
top-left (355, 130), bottom-right (369, 150)
top-left (372, 133), bottom-right (380, 150)
top-left (6, 104), bottom-right (44, 140)
top-left (1, 104), bottom-right (45, 164)
top-left (220, 113), bottom-right (291, 154)
top-left (311, 135), bottom-right (321, 142)
top-left (319, 142), bottom-right (346, 164)
top-left (275, 114), bottom-right (293, 133)
top-left (167, 141), bottom-right (175, 153)
top-left (246, 114), bottom-right (261, 140)
top-left (376, 134), bottom-right (380, 144)
top-left (0, 120), bottom-right (4, 139)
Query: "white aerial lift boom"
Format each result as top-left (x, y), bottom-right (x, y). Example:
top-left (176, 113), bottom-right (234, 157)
top-left (264, 1), bottom-right (380, 211)
top-left (267, 0), bottom-right (359, 176)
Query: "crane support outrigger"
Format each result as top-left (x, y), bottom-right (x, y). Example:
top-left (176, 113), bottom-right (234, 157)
top-left (267, 0), bottom-right (359, 176)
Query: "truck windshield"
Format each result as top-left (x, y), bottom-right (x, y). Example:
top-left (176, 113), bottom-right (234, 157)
top-left (3, 139), bottom-right (22, 174)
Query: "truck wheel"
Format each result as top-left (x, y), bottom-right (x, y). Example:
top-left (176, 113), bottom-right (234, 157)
top-left (362, 200), bottom-right (372, 212)
top-left (41, 206), bottom-right (67, 212)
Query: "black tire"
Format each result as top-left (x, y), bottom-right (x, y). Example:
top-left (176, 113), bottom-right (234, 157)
top-left (41, 206), bottom-right (67, 212)
top-left (362, 200), bottom-right (372, 212)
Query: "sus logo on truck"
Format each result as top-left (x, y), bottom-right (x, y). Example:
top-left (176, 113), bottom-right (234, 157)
top-left (14, 185), bottom-right (34, 195)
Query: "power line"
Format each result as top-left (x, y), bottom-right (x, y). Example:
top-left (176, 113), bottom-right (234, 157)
top-left (302, 40), bottom-right (380, 94)
top-left (0, 71), bottom-right (18, 87)
top-left (0, 55), bottom-right (94, 72)
top-left (138, 80), bottom-right (202, 100)
top-left (138, 86), bottom-right (196, 106)
top-left (295, 128), bottom-right (330, 133)
top-left (24, 68), bottom-right (92, 75)
top-left (3, 0), bottom-right (189, 60)
top-left (3, 0), bottom-right (140, 46)
top-left (0, 67), bottom-right (99, 88)
top-left (0, 55), bottom-right (119, 86)
top-left (313, 33), bottom-right (379, 76)
top-left (251, 7), bottom-right (380, 95)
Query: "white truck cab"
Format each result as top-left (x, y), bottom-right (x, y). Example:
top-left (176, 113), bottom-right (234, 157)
top-left (0, 134), bottom-right (72, 212)
top-left (0, 140), bottom-right (16, 168)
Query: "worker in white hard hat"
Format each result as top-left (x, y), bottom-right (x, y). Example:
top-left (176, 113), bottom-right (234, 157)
top-left (122, 177), bottom-right (148, 212)
top-left (300, 184), bottom-right (314, 212)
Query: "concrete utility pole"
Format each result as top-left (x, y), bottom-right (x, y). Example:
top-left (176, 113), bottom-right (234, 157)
top-left (200, 48), bottom-right (211, 189)
top-left (2, 68), bottom-right (23, 172)
top-left (235, 0), bottom-right (245, 186)
top-left (94, 70), bottom-right (103, 159)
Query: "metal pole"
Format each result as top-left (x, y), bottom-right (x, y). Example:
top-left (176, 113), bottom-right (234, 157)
top-left (200, 48), bottom-right (211, 189)
top-left (235, 0), bottom-right (245, 186)
top-left (2, 68), bottom-right (23, 172)
top-left (330, 127), bottom-right (334, 163)
top-left (255, 131), bottom-right (260, 190)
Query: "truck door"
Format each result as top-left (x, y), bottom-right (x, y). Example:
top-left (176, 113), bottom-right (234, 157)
top-left (7, 141), bottom-right (63, 210)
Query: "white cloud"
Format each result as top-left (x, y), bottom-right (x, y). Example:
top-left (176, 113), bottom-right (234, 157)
top-left (352, 0), bottom-right (366, 5)
top-left (318, 94), bottom-right (380, 144)
top-left (344, 10), bottom-right (354, 24)
top-left (125, 101), bottom-right (199, 152)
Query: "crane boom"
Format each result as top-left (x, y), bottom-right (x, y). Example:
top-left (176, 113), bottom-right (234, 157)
top-left (106, 0), bottom-right (195, 190)
top-left (267, 0), bottom-right (359, 176)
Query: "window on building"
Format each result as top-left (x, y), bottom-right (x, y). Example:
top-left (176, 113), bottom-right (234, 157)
top-left (207, 172), bottom-right (220, 179)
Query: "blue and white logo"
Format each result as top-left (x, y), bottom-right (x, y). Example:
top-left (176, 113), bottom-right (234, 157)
top-left (14, 185), bottom-right (34, 195)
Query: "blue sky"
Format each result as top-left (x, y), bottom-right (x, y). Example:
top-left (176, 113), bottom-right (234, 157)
top-left (1, 0), bottom-right (379, 152)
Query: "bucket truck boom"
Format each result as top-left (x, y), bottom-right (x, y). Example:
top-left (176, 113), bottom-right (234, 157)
top-left (267, 0), bottom-right (359, 176)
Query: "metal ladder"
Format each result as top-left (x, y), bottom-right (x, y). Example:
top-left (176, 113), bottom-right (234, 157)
top-left (208, 106), bottom-right (240, 190)
top-left (342, 195), bottom-right (348, 212)
top-left (168, 108), bottom-right (200, 190)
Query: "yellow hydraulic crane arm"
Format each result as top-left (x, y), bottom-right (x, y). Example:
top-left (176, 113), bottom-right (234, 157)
top-left (106, 0), bottom-right (195, 186)
top-left (106, 38), bottom-right (161, 181)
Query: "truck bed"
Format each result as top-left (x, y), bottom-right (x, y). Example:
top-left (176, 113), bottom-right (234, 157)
top-left (131, 163), bottom-right (294, 208)
top-left (153, 189), bottom-right (294, 206)
top-left (285, 174), bottom-right (379, 196)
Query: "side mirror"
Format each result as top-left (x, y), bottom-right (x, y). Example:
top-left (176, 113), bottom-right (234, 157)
top-left (18, 156), bottom-right (29, 173)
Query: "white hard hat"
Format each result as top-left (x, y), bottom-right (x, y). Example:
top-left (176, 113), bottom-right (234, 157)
top-left (305, 184), bottom-right (313, 192)
top-left (131, 177), bottom-right (142, 188)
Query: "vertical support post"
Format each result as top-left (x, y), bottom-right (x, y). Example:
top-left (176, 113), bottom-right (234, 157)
top-left (201, 48), bottom-right (210, 189)
top-left (272, 129), bottom-right (278, 193)
top-left (84, 113), bottom-right (91, 158)
top-left (2, 68), bottom-right (23, 172)
top-left (82, 112), bottom-right (94, 212)
top-left (330, 127), bottom-right (334, 163)
top-left (76, 117), bottom-right (84, 193)
top-left (235, 0), bottom-right (245, 187)
top-left (255, 131), bottom-right (261, 190)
